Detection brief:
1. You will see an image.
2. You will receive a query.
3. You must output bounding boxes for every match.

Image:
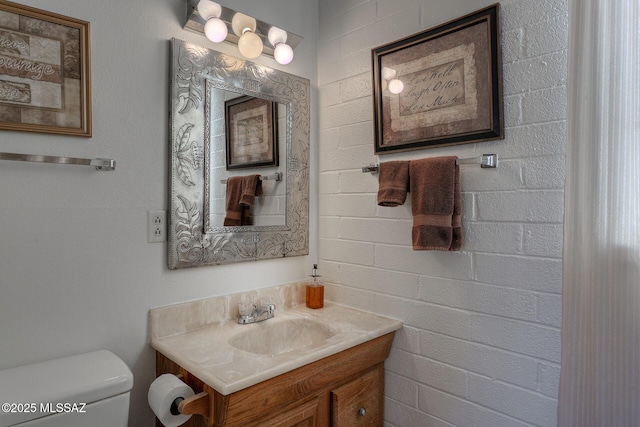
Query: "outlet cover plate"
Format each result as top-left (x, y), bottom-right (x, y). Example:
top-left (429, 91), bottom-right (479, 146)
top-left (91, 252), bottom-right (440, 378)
top-left (147, 210), bottom-right (166, 243)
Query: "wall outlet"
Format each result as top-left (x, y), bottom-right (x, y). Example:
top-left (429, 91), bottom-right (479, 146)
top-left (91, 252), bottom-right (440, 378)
top-left (147, 210), bottom-right (166, 243)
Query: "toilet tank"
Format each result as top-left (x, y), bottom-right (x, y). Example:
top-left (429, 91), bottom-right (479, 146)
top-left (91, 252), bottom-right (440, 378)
top-left (0, 350), bottom-right (133, 427)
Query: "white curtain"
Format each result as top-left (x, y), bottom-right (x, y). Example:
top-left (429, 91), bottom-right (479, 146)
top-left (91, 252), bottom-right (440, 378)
top-left (558, 0), bottom-right (640, 425)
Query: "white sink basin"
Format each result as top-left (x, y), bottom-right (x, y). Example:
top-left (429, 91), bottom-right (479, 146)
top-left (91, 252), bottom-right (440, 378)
top-left (228, 318), bottom-right (334, 356)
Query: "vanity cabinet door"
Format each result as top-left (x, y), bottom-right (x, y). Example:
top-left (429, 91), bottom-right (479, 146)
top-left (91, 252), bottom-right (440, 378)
top-left (261, 398), bottom-right (318, 427)
top-left (331, 366), bottom-right (382, 427)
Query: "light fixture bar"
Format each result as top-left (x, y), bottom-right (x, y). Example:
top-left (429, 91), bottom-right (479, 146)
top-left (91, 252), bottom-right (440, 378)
top-left (184, 1), bottom-right (303, 59)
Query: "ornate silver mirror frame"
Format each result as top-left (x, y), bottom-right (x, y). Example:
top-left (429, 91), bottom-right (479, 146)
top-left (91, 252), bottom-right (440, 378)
top-left (168, 38), bottom-right (310, 269)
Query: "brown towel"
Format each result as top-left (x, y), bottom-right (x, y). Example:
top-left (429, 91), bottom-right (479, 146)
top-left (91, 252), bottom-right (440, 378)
top-left (409, 157), bottom-right (461, 251)
top-left (224, 176), bottom-right (244, 226)
top-left (240, 174), bottom-right (263, 207)
top-left (224, 175), bottom-right (263, 226)
top-left (377, 161), bottom-right (410, 206)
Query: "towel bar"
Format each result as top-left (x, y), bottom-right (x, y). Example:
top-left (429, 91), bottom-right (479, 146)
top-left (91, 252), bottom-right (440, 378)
top-left (0, 152), bottom-right (116, 171)
top-left (220, 172), bottom-right (282, 184)
top-left (361, 154), bottom-right (498, 174)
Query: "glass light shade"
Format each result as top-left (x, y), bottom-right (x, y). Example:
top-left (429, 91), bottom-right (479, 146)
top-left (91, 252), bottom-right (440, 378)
top-left (238, 31), bottom-right (263, 59)
top-left (268, 26), bottom-right (288, 46)
top-left (381, 67), bottom-right (396, 80)
top-left (231, 13), bottom-right (256, 37)
top-left (274, 43), bottom-right (294, 65)
top-left (197, 0), bottom-right (221, 20)
top-left (388, 79), bottom-right (404, 94)
top-left (204, 18), bottom-right (228, 43)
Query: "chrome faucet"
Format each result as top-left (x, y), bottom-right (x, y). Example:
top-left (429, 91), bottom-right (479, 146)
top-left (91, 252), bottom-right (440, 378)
top-left (237, 302), bottom-right (275, 324)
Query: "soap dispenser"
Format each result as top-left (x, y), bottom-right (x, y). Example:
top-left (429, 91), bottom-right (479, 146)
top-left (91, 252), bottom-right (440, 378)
top-left (305, 264), bottom-right (324, 309)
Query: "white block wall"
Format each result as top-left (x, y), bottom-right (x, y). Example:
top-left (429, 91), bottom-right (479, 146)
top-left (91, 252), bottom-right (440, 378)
top-left (317, 0), bottom-right (567, 426)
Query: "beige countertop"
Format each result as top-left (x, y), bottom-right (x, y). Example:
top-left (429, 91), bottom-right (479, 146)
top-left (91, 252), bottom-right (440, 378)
top-left (149, 283), bottom-right (402, 395)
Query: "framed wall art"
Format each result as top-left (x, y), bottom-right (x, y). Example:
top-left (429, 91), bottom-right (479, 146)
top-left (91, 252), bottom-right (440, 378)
top-left (225, 95), bottom-right (278, 170)
top-left (372, 4), bottom-right (502, 154)
top-left (0, 0), bottom-right (91, 137)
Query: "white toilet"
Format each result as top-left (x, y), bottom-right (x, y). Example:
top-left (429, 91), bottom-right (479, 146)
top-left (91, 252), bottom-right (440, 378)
top-left (0, 350), bottom-right (133, 427)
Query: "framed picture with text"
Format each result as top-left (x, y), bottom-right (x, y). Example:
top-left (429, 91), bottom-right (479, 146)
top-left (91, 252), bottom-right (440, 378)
top-left (0, 0), bottom-right (91, 136)
top-left (372, 4), bottom-right (502, 154)
top-left (225, 95), bottom-right (278, 170)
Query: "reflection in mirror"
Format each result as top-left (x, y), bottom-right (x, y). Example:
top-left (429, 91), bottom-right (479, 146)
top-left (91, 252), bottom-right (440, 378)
top-left (168, 38), bottom-right (310, 269)
top-left (206, 87), bottom-right (287, 229)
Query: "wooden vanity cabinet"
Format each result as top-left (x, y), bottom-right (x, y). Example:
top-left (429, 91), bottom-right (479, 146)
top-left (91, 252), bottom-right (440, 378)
top-left (155, 332), bottom-right (393, 427)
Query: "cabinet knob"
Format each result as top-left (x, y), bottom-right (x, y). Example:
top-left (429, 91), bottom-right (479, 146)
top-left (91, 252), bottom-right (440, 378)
top-left (357, 407), bottom-right (366, 417)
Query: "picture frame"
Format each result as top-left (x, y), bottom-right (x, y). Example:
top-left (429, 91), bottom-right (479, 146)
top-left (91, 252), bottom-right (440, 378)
top-left (372, 4), bottom-right (502, 154)
top-left (225, 95), bottom-right (278, 170)
top-left (0, 0), bottom-right (91, 137)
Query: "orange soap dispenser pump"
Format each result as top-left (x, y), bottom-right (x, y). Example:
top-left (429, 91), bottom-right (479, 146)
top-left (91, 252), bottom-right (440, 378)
top-left (305, 264), bottom-right (324, 309)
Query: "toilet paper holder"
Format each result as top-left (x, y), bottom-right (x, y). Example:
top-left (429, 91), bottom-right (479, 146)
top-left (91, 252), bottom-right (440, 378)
top-left (172, 374), bottom-right (211, 422)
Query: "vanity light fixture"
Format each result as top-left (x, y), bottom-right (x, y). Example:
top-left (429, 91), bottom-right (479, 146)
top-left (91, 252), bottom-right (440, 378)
top-left (185, 0), bottom-right (303, 64)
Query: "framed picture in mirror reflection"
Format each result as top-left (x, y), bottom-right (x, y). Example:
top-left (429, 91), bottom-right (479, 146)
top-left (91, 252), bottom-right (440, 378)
top-left (225, 95), bottom-right (279, 170)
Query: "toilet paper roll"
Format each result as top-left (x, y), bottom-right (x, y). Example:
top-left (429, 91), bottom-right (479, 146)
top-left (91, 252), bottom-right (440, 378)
top-left (148, 373), bottom-right (195, 427)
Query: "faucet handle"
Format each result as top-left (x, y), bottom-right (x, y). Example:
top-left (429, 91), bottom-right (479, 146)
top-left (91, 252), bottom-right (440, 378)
top-left (238, 301), bottom-right (254, 317)
top-left (258, 298), bottom-right (275, 311)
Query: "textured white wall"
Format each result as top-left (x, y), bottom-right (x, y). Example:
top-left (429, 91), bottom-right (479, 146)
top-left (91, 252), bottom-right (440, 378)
top-left (317, 0), bottom-right (567, 426)
top-left (0, 1), bottom-right (318, 426)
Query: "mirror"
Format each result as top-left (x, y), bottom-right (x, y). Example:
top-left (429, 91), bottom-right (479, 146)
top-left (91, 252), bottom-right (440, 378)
top-left (168, 38), bottom-right (310, 269)
top-left (205, 87), bottom-right (287, 229)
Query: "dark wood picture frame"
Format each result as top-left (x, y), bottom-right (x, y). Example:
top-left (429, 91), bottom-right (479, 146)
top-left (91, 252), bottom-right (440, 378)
top-left (0, 0), bottom-right (91, 137)
top-left (225, 95), bottom-right (278, 170)
top-left (372, 4), bottom-right (502, 154)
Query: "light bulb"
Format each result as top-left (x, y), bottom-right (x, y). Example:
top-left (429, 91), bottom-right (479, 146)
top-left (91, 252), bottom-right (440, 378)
top-left (197, 0), bottom-right (221, 20)
top-left (238, 30), bottom-right (263, 59)
top-left (204, 17), bottom-right (228, 43)
top-left (274, 43), bottom-right (294, 64)
top-left (388, 79), bottom-right (404, 94)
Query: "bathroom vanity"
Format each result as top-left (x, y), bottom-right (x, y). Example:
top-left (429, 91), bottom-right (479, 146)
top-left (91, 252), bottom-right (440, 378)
top-left (149, 283), bottom-right (402, 427)
top-left (156, 333), bottom-right (392, 426)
